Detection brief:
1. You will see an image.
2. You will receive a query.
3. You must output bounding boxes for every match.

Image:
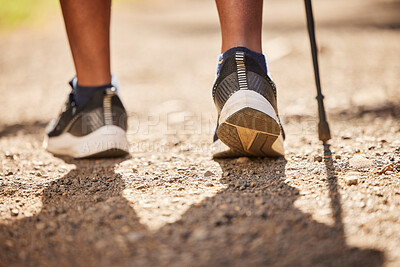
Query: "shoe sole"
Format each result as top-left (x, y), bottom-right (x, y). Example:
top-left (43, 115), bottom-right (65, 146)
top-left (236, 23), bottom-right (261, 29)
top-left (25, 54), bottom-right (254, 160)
top-left (215, 90), bottom-right (284, 158)
top-left (44, 125), bottom-right (129, 158)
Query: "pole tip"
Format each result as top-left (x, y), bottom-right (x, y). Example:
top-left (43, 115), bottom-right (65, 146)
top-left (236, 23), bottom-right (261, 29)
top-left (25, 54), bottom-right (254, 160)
top-left (318, 120), bottom-right (331, 143)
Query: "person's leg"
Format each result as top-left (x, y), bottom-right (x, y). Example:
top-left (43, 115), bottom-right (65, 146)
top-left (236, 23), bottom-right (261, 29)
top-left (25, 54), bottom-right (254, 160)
top-left (60, 0), bottom-right (111, 86)
top-left (215, 0), bottom-right (263, 53)
top-left (215, 0), bottom-right (267, 74)
top-left (44, 0), bottom-right (129, 158)
top-left (212, 0), bottom-right (285, 158)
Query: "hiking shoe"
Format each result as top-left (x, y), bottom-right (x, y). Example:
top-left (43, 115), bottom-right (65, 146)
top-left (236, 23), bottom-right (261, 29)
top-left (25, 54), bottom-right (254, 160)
top-left (43, 80), bottom-right (129, 158)
top-left (211, 49), bottom-right (285, 158)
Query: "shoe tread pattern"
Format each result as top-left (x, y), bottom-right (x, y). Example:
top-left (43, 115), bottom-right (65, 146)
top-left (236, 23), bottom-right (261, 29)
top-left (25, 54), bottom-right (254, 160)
top-left (217, 108), bottom-right (282, 157)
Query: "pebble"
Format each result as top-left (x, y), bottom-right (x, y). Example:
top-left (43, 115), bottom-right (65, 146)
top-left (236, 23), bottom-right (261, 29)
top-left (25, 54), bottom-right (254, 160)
top-left (136, 185), bottom-right (146, 190)
top-left (126, 232), bottom-right (145, 242)
top-left (344, 176), bottom-right (358, 186)
top-left (379, 163), bottom-right (393, 174)
top-left (5, 152), bottom-right (15, 160)
top-left (349, 155), bottom-right (374, 169)
top-left (313, 156), bottom-right (323, 162)
top-left (310, 168), bottom-right (321, 174)
top-left (94, 195), bottom-right (104, 203)
top-left (191, 228), bottom-right (208, 241)
top-left (254, 198), bottom-right (263, 206)
top-left (5, 240), bottom-right (13, 248)
top-left (204, 171), bottom-right (214, 177)
top-left (11, 209), bottom-right (19, 216)
top-left (236, 157), bottom-right (250, 163)
top-left (36, 222), bottom-right (46, 230)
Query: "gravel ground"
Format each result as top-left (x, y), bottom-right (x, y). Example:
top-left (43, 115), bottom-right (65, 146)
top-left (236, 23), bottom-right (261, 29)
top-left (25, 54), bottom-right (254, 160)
top-left (0, 0), bottom-right (400, 266)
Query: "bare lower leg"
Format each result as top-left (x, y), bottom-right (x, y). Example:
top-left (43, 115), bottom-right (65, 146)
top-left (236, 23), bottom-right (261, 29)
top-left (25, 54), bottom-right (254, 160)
top-left (60, 0), bottom-right (111, 86)
top-left (215, 0), bottom-right (263, 54)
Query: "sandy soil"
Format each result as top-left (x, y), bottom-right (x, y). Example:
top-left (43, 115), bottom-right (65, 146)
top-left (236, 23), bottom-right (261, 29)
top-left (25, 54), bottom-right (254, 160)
top-left (0, 0), bottom-right (400, 266)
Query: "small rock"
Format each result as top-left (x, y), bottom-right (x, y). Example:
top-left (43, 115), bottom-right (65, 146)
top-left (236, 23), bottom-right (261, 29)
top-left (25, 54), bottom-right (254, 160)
top-left (11, 209), bottom-right (19, 216)
top-left (94, 195), bottom-right (104, 203)
top-left (136, 185), bottom-right (146, 190)
top-left (237, 157), bottom-right (250, 163)
top-left (5, 240), bottom-right (13, 248)
top-left (335, 155), bottom-right (342, 159)
top-left (126, 232), bottom-right (145, 242)
top-left (120, 226), bottom-right (130, 233)
top-left (5, 152), bottom-right (15, 160)
top-left (5, 171), bottom-right (13, 176)
top-left (205, 183), bottom-right (214, 187)
top-left (349, 155), bottom-right (374, 169)
top-left (222, 172), bottom-right (230, 177)
top-left (344, 176), bottom-right (358, 186)
top-left (219, 204), bottom-right (228, 210)
top-left (204, 171), bottom-right (214, 177)
top-left (379, 163), bottom-right (394, 175)
top-left (191, 227), bottom-right (208, 241)
top-left (36, 222), bottom-right (46, 230)
top-left (313, 155), bottom-right (323, 162)
top-left (310, 168), bottom-right (320, 174)
top-left (254, 198), bottom-right (264, 206)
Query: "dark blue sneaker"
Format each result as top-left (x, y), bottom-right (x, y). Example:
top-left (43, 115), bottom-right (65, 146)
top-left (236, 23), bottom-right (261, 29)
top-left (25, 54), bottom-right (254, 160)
top-left (44, 80), bottom-right (129, 158)
top-left (211, 50), bottom-right (285, 158)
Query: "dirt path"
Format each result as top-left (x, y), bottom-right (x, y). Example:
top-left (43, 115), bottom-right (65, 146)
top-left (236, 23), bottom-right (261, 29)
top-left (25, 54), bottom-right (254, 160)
top-left (1, 0), bottom-right (400, 266)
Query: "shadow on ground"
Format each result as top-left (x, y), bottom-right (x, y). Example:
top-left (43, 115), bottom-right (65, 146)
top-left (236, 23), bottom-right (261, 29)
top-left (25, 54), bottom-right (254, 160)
top-left (0, 121), bottom-right (47, 138)
top-left (0, 153), bottom-right (384, 266)
top-left (336, 102), bottom-right (400, 120)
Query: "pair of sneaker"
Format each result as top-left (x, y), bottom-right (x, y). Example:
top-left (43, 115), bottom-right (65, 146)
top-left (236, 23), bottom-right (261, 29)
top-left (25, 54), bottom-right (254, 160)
top-left (44, 50), bottom-right (285, 158)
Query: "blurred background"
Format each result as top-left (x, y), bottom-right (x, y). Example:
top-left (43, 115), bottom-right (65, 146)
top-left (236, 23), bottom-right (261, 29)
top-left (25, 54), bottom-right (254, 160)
top-left (0, 0), bottom-right (399, 130)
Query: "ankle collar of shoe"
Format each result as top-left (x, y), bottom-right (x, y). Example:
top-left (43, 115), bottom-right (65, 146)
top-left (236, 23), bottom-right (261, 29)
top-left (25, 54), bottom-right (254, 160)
top-left (69, 74), bottom-right (120, 93)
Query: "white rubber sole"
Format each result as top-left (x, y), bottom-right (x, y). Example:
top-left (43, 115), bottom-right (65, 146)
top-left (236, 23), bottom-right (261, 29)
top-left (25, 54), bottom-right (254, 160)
top-left (219, 90), bottom-right (278, 125)
top-left (44, 125), bottom-right (129, 158)
top-left (214, 90), bottom-right (284, 158)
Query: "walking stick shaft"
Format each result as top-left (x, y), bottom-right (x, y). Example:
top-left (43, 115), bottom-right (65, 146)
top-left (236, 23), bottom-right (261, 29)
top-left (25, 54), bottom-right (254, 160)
top-left (304, 0), bottom-right (331, 142)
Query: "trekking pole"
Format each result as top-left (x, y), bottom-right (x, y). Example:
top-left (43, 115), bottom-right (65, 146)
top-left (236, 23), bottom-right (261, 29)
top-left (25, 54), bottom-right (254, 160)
top-left (304, 0), bottom-right (331, 143)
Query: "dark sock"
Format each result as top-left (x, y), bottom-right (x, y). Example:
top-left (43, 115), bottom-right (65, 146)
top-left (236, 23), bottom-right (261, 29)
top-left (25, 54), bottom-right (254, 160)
top-left (74, 83), bottom-right (112, 106)
top-left (222, 46), bottom-right (268, 73)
